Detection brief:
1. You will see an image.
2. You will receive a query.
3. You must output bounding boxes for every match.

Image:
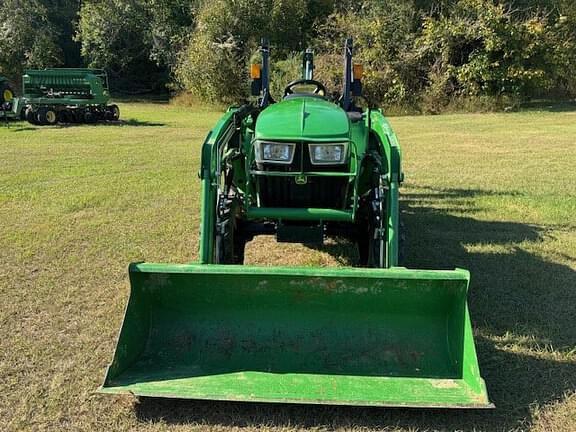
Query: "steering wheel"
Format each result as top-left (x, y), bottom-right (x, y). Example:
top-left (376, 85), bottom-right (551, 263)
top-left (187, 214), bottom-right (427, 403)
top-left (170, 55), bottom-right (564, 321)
top-left (283, 79), bottom-right (327, 98)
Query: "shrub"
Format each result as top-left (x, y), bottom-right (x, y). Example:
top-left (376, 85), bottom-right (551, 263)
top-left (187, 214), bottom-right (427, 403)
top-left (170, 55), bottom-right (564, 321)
top-left (174, 0), bottom-right (312, 103)
top-left (176, 32), bottom-right (248, 104)
top-left (313, 1), bottom-right (424, 108)
top-left (418, 0), bottom-right (556, 101)
top-left (0, 0), bottom-right (62, 82)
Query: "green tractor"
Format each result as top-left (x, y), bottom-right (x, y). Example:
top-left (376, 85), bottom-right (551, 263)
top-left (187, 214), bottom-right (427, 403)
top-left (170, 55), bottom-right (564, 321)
top-left (0, 76), bottom-right (25, 121)
top-left (101, 39), bottom-right (492, 408)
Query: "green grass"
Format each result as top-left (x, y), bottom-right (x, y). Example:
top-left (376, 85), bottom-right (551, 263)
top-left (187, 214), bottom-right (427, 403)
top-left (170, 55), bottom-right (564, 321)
top-left (1, 103), bottom-right (575, 431)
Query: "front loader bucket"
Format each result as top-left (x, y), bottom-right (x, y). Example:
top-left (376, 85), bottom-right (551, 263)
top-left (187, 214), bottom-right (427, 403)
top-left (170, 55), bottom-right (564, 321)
top-left (101, 264), bottom-right (492, 408)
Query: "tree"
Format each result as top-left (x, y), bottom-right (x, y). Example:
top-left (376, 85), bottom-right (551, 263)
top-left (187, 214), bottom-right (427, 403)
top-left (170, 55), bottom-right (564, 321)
top-left (174, 0), bottom-right (319, 103)
top-left (0, 0), bottom-right (62, 82)
top-left (145, 0), bottom-right (197, 67)
top-left (548, 1), bottom-right (576, 95)
top-left (45, 0), bottom-right (83, 68)
top-left (418, 0), bottom-right (556, 104)
top-left (77, 0), bottom-right (198, 92)
top-left (77, 1), bottom-right (159, 91)
top-left (314, 1), bottom-right (423, 107)
top-left (1, 0), bottom-right (568, 107)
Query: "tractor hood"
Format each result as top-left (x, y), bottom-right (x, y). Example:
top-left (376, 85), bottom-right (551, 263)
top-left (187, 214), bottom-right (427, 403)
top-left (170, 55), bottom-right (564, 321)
top-left (255, 97), bottom-right (350, 141)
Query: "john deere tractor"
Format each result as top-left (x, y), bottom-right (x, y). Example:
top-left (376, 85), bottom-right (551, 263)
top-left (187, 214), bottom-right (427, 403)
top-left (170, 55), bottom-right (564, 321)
top-left (101, 39), bottom-right (492, 408)
top-left (0, 76), bottom-right (25, 121)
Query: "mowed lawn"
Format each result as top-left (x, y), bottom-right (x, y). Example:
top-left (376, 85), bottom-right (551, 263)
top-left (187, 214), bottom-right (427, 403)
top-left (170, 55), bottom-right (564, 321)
top-left (1, 102), bottom-right (575, 432)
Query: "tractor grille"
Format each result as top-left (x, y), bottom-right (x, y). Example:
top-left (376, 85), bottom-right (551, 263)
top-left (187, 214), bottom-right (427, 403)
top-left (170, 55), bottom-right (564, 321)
top-left (257, 176), bottom-right (349, 209)
top-left (254, 142), bottom-right (352, 209)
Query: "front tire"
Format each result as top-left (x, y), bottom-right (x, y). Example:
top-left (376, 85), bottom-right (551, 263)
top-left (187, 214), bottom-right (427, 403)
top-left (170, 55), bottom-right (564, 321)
top-left (357, 181), bottom-right (386, 268)
top-left (214, 191), bottom-right (246, 264)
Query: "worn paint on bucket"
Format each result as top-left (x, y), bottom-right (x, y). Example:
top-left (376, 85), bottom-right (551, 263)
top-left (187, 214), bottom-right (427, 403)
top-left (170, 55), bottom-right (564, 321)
top-left (100, 264), bottom-right (492, 408)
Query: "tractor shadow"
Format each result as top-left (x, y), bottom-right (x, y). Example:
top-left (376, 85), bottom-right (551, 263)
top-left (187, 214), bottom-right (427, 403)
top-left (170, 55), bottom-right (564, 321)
top-left (101, 118), bottom-right (165, 127)
top-left (59, 119), bottom-right (166, 128)
top-left (135, 187), bottom-right (576, 431)
top-left (5, 119), bottom-right (165, 131)
top-left (520, 99), bottom-right (576, 113)
top-left (5, 126), bottom-right (36, 132)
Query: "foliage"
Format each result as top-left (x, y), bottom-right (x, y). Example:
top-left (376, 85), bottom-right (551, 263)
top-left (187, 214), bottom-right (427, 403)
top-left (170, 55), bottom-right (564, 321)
top-left (1, 0), bottom-right (575, 109)
top-left (313, 0), bottom-right (575, 112)
top-left (77, 1), bottom-right (162, 92)
top-left (269, 53), bottom-right (302, 101)
top-left (418, 0), bottom-right (555, 110)
top-left (45, 0), bottom-right (83, 68)
top-left (314, 1), bottom-right (423, 107)
top-left (146, 0), bottom-right (197, 67)
top-left (0, 0), bottom-right (62, 82)
top-left (175, 31), bottom-right (248, 104)
top-left (174, 0), bottom-right (321, 102)
top-left (547, 4), bottom-right (576, 95)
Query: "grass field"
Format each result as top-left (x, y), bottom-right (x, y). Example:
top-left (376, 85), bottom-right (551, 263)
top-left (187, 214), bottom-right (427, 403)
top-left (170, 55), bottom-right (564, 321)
top-left (1, 102), bottom-right (575, 431)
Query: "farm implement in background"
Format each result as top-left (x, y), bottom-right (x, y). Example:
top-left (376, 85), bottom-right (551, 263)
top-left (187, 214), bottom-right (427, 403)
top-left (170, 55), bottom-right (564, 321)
top-left (22, 69), bottom-right (119, 125)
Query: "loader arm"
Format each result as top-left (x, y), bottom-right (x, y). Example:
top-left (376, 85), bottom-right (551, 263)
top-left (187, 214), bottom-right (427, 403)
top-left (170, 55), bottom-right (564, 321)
top-left (199, 106), bottom-right (253, 263)
top-left (369, 110), bottom-right (403, 267)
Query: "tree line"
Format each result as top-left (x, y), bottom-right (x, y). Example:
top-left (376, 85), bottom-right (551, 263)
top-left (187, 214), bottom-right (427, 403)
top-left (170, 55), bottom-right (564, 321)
top-left (1, 0), bottom-right (575, 112)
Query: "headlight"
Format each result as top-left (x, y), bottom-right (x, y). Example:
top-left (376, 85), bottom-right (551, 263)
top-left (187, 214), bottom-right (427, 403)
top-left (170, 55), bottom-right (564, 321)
top-left (255, 141), bottom-right (296, 164)
top-left (308, 143), bottom-right (347, 165)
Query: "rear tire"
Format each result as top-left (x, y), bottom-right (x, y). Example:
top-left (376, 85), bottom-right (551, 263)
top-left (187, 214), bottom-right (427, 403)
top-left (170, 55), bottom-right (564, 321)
top-left (36, 107), bottom-right (49, 125)
top-left (214, 191), bottom-right (246, 264)
top-left (46, 108), bottom-right (58, 125)
top-left (0, 83), bottom-right (15, 104)
top-left (69, 109), bottom-right (82, 123)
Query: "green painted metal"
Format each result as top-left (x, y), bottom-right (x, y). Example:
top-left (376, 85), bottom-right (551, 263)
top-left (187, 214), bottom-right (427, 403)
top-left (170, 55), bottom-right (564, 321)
top-left (250, 170), bottom-right (355, 177)
top-left (23, 68), bottom-right (110, 106)
top-left (0, 99), bottom-right (25, 121)
top-left (100, 264), bottom-right (491, 408)
top-left (255, 97), bottom-right (350, 141)
top-left (367, 109), bottom-right (403, 267)
top-left (199, 175), bottom-right (215, 264)
top-left (247, 207), bottom-right (354, 221)
top-left (387, 180), bottom-right (400, 267)
top-left (199, 109), bottom-right (238, 263)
